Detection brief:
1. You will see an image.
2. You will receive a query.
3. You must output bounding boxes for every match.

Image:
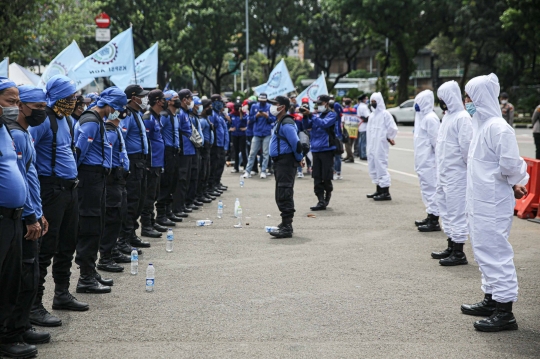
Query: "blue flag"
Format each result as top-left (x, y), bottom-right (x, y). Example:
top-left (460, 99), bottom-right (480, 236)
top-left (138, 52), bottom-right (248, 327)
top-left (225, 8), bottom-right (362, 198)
top-left (70, 28), bottom-right (134, 83)
top-left (0, 58), bottom-right (8, 78)
top-left (110, 42), bottom-right (158, 90)
top-left (38, 41), bottom-right (92, 90)
top-left (297, 72), bottom-right (328, 111)
top-left (254, 59), bottom-right (295, 99)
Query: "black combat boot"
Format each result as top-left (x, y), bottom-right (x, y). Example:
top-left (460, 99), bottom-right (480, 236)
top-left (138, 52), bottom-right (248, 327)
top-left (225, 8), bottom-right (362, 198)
top-left (270, 223), bottom-right (293, 238)
top-left (415, 215), bottom-right (430, 227)
top-left (366, 185), bottom-right (381, 199)
top-left (130, 234), bottom-right (151, 248)
top-left (94, 271), bottom-right (114, 286)
top-left (431, 238), bottom-right (453, 259)
top-left (474, 302), bottom-right (518, 332)
top-left (76, 268), bottom-right (111, 294)
top-left (112, 248), bottom-right (131, 263)
top-left (461, 293), bottom-right (497, 317)
top-left (97, 254), bottom-right (124, 273)
top-left (417, 214), bottom-right (441, 231)
top-left (0, 342), bottom-right (37, 358)
top-left (310, 193), bottom-right (327, 211)
top-left (22, 327), bottom-right (51, 344)
top-left (324, 191), bottom-right (332, 207)
top-left (373, 187), bottom-right (392, 201)
top-left (141, 226), bottom-right (162, 238)
top-left (29, 301), bottom-right (62, 327)
top-left (439, 242), bottom-right (468, 266)
top-left (153, 222), bottom-right (168, 232)
top-left (53, 285), bottom-right (90, 310)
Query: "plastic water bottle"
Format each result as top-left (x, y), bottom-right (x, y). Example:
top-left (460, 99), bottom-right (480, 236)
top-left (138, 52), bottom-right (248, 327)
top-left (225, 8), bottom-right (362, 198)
top-left (239, 175), bottom-right (244, 187)
top-left (130, 248), bottom-right (138, 275)
top-left (217, 200), bottom-right (223, 219)
top-left (166, 228), bottom-right (174, 253)
top-left (236, 205), bottom-right (243, 227)
top-left (196, 219), bottom-right (213, 226)
top-left (265, 226), bottom-right (279, 233)
top-left (146, 263), bottom-right (155, 292)
top-left (234, 198), bottom-right (240, 218)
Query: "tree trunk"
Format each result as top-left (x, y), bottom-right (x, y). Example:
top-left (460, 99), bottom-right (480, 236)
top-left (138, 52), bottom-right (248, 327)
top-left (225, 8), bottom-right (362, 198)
top-left (460, 59), bottom-right (470, 92)
top-left (395, 42), bottom-right (411, 104)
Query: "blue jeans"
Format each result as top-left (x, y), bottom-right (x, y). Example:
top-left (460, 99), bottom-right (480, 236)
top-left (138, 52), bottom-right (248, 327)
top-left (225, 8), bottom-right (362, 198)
top-left (334, 154), bottom-right (341, 173)
top-left (245, 135), bottom-right (270, 173)
top-left (358, 131), bottom-right (367, 159)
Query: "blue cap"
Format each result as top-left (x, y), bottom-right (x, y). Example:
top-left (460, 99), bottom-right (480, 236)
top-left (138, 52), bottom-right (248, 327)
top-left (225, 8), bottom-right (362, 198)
top-left (163, 90), bottom-right (177, 101)
top-left (46, 75), bottom-right (76, 107)
top-left (193, 96), bottom-right (202, 105)
top-left (94, 86), bottom-right (128, 111)
top-left (0, 77), bottom-right (16, 92)
top-left (18, 85), bottom-right (46, 103)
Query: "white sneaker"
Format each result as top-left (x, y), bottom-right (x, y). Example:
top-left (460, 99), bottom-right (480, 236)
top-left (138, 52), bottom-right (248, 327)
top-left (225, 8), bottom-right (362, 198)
top-left (336, 173), bottom-right (343, 180)
top-left (297, 172), bottom-right (304, 178)
top-left (250, 171), bottom-right (257, 176)
top-left (333, 173), bottom-right (338, 181)
top-left (260, 172), bottom-right (267, 179)
top-left (243, 171), bottom-right (251, 178)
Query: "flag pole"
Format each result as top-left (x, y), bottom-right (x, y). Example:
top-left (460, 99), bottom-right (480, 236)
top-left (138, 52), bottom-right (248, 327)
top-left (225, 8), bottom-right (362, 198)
top-left (130, 23), bottom-right (137, 85)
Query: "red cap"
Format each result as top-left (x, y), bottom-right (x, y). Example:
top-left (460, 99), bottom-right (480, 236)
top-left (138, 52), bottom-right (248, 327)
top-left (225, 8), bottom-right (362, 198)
top-left (242, 99), bottom-right (249, 106)
top-left (301, 97), bottom-right (309, 103)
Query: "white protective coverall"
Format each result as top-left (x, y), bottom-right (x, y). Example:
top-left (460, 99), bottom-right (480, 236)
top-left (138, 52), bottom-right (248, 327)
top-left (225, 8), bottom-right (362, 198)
top-left (366, 92), bottom-right (398, 188)
top-left (413, 90), bottom-right (440, 216)
top-left (436, 81), bottom-right (473, 244)
top-left (465, 73), bottom-right (529, 303)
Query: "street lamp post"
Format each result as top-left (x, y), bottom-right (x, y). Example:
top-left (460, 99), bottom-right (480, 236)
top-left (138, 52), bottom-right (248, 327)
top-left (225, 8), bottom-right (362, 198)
top-left (245, 0), bottom-right (249, 94)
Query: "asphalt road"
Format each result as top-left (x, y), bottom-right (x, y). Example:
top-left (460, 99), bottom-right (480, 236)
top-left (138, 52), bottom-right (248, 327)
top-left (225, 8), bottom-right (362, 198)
top-left (35, 126), bottom-right (540, 359)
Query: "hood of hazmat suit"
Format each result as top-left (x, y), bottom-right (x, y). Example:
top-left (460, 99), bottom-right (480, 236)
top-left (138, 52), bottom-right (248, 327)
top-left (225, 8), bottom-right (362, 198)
top-left (366, 92), bottom-right (398, 187)
top-left (464, 73), bottom-right (528, 303)
top-left (413, 90), bottom-right (440, 216)
top-left (435, 80), bottom-right (473, 243)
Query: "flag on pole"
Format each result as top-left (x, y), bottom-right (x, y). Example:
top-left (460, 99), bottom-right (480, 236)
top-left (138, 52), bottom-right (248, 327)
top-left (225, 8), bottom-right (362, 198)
top-left (253, 59), bottom-right (295, 99)
top-left (297, 72), bottom-right (328, 111)
top-left (69, 28), bottom-right (134, 85)
top-left (38, 41), bottom-right (92, 89)
top-left (110, 42), bottom-right (158, 90)
top-left (0, 57), bottom-right (8, 78)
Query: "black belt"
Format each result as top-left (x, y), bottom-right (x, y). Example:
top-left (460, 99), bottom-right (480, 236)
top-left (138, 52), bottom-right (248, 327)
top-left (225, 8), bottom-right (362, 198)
top-left (39, 175), bottom-right (79, 189)
top-left (78, 164), bottom-right (110, 175)
top-left (165, 146), bottom-right (180, 154)
top-left (128, 153), bottom-right (147, 160)
top-left (272, 153), bottom-right (295, 162)
top-left (0, 207), bottom-right (23, 220)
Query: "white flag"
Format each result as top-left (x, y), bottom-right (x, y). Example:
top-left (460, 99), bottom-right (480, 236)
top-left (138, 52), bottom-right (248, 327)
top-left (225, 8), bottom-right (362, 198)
top-left (70, 28), bottom-right (134, 84)
top-left (38, 41), bottom-right (92, 89)
top-left (111, 42), bottom-right (158, 89)
top-left (297, 72), bottom-right (328, 111)
top-left (0, 58), bottom-right (8, 78)
top-left (253, 59), bottom-right (295, 99)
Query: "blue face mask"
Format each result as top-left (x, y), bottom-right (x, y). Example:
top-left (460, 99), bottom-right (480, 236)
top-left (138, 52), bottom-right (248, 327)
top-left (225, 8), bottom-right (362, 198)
top-left (414, 103), bottom-right (420, 112)
top-left (212, 101), bottom-right (224, 112)
top-left (197, 106), bottom-right (203, 115)
top-left (465, 102), bottom-right (476, 116)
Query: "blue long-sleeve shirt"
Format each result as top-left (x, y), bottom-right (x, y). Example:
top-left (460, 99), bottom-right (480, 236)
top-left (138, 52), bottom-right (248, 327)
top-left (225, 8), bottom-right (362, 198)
top-left (269, 116), bottom-right (303, 162)
top-left (231, 114), bottom-right (247, 136)
top-left (144, 110), bottom-right (165, 168)
top-left (333, 102), bottom-right (343, 138)
top-left (179, 108), bottom-right (195, 155)
top-left (249, 102), bottom-right (276, 137)
top-left (0, 123), bottom-right (27, 208)
top-left (119, 107), bottom-right (148, 155)
top-left (74, 118), bottom-right (112, 168)
top-left (160, 110), bottom-right (180, 148)
top-left (222, 113), bottom-right (230, 151)
top-left (209, 110), bottom-right (226, 148)
top-left (199, 115), bottom-right (214, 145)
top-left (106, 123), bottom-right (130, 172)
top-left (29, 111), bottom-right (78, 179)
top-left (303, 111), bottom-right (338, 153)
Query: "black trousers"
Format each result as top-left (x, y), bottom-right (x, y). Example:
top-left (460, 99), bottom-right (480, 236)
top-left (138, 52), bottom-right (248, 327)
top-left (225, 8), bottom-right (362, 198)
top-left (11, 219), bottom-right (41, 339)
top-left (187, 152), bottom-right (200, 204)
top-left (217, 148), bottom-right (227, 185)
top-left (0, 211), bottom-right (23, 344)
top-left (232, 135), bottom-right (247, 171)
top-left (208, 146), bottom-right (224, 189)
top-left (312, 151), bottom-right (334, 195)
top-left (156, 148), bottom-right (180, 217)
top-left (197, 145), bottom-right (211, 197)
top-left (534, 133), bottom-right (540, 159)
top-left (273, 154), bottom-right (297, 224)
top-left (36, 179), bottom-right (78, 304)
top-left (141, 167), bottom-right (161, 227)
top-left (120, 155), bottom-right (147, 239)
top-left (173, 155), bottom-right (193, 213)
top-left (75, 169), bottom-right (106, 272)
top-left (246, 136), bottom-right (258, 173)
top-left (101, 174), bottom-right (127, 257)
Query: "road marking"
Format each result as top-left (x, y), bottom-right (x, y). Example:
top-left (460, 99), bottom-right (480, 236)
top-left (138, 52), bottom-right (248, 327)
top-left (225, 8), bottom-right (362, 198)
top-left (390, 147), bottom-right (414, 153)
top-left (353, 161), bottom-right (418, 178)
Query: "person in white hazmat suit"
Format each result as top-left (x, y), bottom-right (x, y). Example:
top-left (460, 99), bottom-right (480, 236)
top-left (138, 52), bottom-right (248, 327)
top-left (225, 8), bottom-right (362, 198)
top-left (413, 90), bottom-right (442, 232)
top-left (430, 81), bottom-right (472, 266)
top-left (366, 92), bottom-right (398, 200)
top-left (460, 73), bottom-right (528, 332)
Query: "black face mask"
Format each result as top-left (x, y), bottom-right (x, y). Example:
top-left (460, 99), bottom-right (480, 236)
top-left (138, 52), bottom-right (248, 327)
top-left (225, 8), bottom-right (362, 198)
top-left (161, 99), bottom-right (168, 110)
top-left (439, 100), bottom-right (448, 111)
top-left (173, 99), bottom-right (182, 108)
top-left (205, 108), bottom-right (212, 116)
top-left (371, 103), bottom-right (377, 109)
top-left (25, 106), bottom-right (47, 127)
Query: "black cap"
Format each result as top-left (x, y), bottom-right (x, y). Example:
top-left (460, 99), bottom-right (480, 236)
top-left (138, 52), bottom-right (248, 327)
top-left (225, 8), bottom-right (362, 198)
top-left (500, 92), bottom-right (509, 99)
top-left (211, 94), bottom-right (222, 102)
top-left (268, 95), bottom-right (290, 109)
top-left (202, 99), bottom-right (212, 108)
top-left (316, 94), bottom-right (331, 104)
top-left (178, 89), bottom-right (193, 100)
top-left (125, 85), bottom-right (149, 99)
top-left (258, 93), bottom-right (268, 101)
top-left (358, 94), bottom-right (368, 101)
top-left (148, 89), bottom-right (164, 105)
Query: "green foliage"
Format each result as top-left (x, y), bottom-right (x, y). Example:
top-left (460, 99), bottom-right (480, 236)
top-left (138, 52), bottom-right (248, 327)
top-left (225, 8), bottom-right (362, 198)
top-left (347, 69), bottom-right (375, 79)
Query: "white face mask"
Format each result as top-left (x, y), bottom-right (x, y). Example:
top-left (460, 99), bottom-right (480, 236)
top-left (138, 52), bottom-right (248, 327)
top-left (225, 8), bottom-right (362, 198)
top-left (270, 105), bottom-right (281, 116)
top-left (501, 100), bottom-right (508, 104)
top-left (140, 96), bottom-right (149, 109)
top-left (82, 105), bottom-right (88, 111)
top-left (223, 108), bottom-right (229, 115)
top-left (108, 110), bottom-right (120, 120)
top-left (242, 105), bottom-right (248, 113)
top-left (188, 100), bottom-right (194, 109)
top-left (317, 105), bottom-right (326, 113)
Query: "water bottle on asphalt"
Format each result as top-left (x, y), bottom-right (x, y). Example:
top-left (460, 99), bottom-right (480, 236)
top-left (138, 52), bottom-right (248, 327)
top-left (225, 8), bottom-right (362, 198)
top-left (166, 228), bottom-right (174, 253)
top-left (130, 248), bottom-right (138, 275)
top-left (196, 219), bottom-right (213, 226)
top-left (239, 175), bottom-right (244, 187)
top-left (265, 226), bottom-right (279, 233)
top-left (234, 198), bottom-right (240, 218)
top-left (217, 200), bottom-right (223, 219)
top-left (146, 263), bottom-right (155, 292)
top-left (236, 205), bottom-right (243, 227)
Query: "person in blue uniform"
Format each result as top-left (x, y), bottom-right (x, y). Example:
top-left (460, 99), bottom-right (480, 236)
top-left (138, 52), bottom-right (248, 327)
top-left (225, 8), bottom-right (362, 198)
top-left (197, 99), bottom-right (215, 201)
top-left (230, 102), bottom-right (248, 173)
top-left (303, 95), bottom-right (338, 211)
top-left (329, 95), bottom-right (343, 179)
top-left (119, 85), bottom-right (151, 251)
top-left (186, 96), bottom-right (204, 209)
top-left (245, 99), bottom-right (259, 175)
top-left (268, 96), bottom-right (303, 238)
top-left (141, 90), bottom-right (166, 236)
top-left (207, 95), bottom-right (227, 196)
top-left (73, 86), bottom-right (126, 294)
top-left (0, 78), bottom-right (38, 359)
top-left (28, 75), bottom-right (88, 327)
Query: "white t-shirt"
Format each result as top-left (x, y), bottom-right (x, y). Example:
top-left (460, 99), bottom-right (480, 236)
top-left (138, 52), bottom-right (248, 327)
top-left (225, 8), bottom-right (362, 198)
top-left (357, 102), bottom-right (371, 132)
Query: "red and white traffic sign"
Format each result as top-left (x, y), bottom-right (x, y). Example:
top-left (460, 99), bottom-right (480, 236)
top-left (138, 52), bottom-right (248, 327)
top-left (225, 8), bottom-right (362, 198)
top-left (95, 12), bottom-right (110, 28)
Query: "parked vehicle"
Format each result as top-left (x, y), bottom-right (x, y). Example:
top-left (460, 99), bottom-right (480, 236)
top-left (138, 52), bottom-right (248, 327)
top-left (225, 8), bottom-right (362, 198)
top-left (387, 99), bottom-right (444, 125)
